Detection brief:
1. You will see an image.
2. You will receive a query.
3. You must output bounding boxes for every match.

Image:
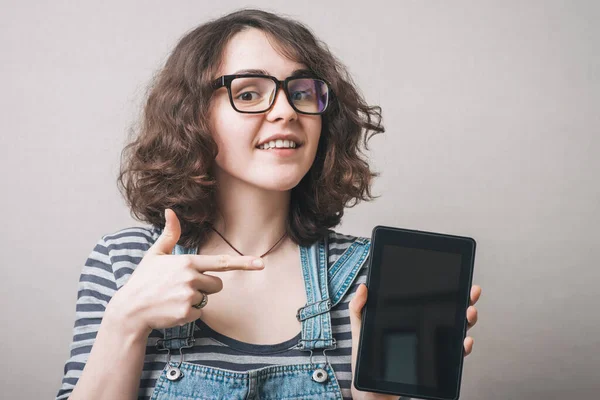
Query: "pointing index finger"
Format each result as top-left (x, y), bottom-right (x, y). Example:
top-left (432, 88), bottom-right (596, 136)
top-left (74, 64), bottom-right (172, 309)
top-left (187, 254), bottom-right (264, 272)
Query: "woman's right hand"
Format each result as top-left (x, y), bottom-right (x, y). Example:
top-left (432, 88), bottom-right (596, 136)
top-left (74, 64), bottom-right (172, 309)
top-left (105, 208), bottom-right (265, 339)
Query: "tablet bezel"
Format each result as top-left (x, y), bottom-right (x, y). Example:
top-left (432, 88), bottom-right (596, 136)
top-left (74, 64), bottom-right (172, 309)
top-left (354, 225), bottom-right (476, 400)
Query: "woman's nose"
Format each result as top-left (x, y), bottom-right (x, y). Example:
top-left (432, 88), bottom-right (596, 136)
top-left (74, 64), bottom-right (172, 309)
top-left (266, 87), bottom-right (297, 122)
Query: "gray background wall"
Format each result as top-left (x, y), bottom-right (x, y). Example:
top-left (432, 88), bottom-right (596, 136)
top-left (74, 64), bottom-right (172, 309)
top-left (1, 1), bottom-right (598, 399)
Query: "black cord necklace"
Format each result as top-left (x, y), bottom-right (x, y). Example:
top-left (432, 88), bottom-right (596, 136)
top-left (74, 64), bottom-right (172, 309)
top-left (208, 224), bottom-right (287, 258)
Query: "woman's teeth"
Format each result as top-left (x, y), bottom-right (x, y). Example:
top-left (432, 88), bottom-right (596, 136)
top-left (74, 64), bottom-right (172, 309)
top-left (258, 140), bottom-right (298, 150)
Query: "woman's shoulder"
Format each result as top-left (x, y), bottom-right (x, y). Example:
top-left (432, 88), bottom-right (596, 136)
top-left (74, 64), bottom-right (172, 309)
top-left (325, 229), bottom-right (371, 279)
top-left (100, 225), bottom-right (161, 249)
top-left (94, 225), bottom-right (161, 288)
top-left (326, 229), bottom-right (370, 245)
top-left (325, 229), bottom-right (370, 257)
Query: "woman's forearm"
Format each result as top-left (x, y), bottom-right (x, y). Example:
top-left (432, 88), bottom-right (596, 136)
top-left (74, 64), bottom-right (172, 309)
top-left (68, 297), bottom-right (150, 400)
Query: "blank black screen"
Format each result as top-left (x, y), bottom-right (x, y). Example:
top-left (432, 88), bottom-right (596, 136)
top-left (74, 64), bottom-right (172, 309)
top-left (365, 244), bottom-right (463, 390)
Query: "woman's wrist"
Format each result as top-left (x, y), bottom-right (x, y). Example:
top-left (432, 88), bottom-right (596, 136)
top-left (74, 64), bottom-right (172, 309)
top-left (105, 292), bottom-right (152, 343)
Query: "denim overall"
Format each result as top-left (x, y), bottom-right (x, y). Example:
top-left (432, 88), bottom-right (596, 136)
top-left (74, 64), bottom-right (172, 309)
top-left (149, 233), bottom-right (370, 400)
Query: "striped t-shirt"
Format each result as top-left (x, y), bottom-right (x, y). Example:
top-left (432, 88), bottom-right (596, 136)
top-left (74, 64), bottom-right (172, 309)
top-left (56, 226), bottom-right (370, 400)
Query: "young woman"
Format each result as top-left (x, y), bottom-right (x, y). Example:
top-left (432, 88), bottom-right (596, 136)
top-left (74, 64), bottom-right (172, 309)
top-left (57, 9), bottom-right (481, 400)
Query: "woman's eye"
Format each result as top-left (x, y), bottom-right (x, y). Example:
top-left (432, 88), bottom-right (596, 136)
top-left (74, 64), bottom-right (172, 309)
top-left (236, 91), bottom-right (260, 101)
top-left (291, 91), bottom-right (309, 101)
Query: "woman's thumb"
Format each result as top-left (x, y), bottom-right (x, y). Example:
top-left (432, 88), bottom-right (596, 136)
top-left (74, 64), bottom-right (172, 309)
top-left (349, 283), bottom-right (368, 319)
top-left (149, 208), bottom-right (182, 255)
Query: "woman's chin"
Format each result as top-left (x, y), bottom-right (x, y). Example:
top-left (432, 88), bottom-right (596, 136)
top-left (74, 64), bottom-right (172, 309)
top-left (252, 175), bottom-right (304, 192)
top-left (258, 180), bottom-right (301, 192)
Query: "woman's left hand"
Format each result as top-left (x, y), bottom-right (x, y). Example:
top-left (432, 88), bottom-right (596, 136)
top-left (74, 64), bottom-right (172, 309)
top-left (349, 283), bottom-right (482, 399)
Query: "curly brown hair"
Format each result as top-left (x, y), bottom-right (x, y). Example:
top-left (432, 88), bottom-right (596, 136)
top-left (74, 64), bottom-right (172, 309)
top-left (117, 8), bottom-right (384, 248)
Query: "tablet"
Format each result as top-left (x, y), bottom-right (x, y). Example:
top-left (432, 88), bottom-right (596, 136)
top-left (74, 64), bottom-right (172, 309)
top-left (354, 225), bottom-right (476, 400)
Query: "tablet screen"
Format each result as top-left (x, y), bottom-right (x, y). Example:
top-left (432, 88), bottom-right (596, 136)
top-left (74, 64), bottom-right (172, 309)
top-left (355, 226), bottom-right (476, 400)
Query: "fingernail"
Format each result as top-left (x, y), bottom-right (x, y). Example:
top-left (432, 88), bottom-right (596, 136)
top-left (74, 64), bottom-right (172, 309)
top-left (252, 259), bottom-right (264, 267)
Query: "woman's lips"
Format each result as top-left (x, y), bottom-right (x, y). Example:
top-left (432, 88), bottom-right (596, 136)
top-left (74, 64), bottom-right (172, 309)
top-left (255, 145), bottom-right (301, 156)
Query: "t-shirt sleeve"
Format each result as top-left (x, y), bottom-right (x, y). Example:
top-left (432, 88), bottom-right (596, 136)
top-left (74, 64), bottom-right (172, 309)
top-left (55, 236), bottom-right (117, 400)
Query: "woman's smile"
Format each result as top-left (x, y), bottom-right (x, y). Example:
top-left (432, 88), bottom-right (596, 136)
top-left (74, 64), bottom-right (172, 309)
top-left (256, 140), bottom-right (303, 157)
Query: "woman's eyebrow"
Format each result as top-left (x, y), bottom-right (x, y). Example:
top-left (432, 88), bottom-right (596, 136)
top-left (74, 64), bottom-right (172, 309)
top-left (231, 68), bottom-right (313, 77)
top-left (290, 69), bottom-right (313, 77)
top-left (233, 69), bottom-right (269, 75)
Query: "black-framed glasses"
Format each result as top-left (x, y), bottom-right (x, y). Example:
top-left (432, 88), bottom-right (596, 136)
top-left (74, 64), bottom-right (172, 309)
top-left (212, 74), bottom-right (331, 115)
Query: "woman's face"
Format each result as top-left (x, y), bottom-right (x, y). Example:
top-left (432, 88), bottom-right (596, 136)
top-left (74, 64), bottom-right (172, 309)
top-left (209, 28), bottom-right (322, 192)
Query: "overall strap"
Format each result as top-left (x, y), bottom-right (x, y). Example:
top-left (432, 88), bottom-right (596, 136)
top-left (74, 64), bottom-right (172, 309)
top-left (156, 240), bottom-right (198, 351)
top-left (327, 236), bottom-right (371, 308)
top-left (296, 235), bottom-right (335, 350)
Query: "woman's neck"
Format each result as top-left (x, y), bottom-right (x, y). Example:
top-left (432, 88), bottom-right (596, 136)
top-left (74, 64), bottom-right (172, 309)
top-left (208, 175), bottom-right (291, 257)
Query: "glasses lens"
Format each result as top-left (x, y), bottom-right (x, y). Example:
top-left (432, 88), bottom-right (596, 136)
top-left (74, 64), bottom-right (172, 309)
top-left (230, 77), bottom-right (276, 112)
top-left (288, 78), bottom-right (329, 114)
